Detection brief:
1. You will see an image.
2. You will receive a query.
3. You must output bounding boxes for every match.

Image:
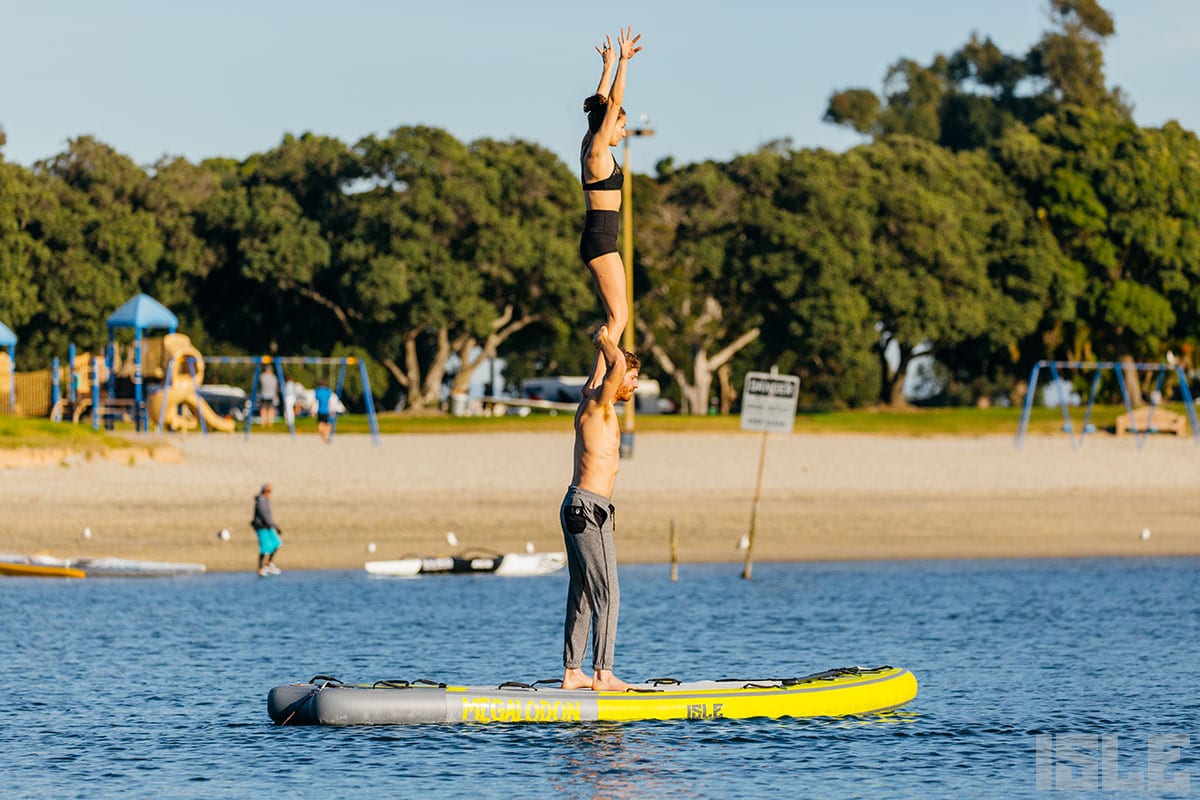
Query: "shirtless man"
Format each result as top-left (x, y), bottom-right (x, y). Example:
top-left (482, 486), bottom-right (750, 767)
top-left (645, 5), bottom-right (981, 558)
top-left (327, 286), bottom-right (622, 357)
top-left (560, 325), bottom-right (640, 691)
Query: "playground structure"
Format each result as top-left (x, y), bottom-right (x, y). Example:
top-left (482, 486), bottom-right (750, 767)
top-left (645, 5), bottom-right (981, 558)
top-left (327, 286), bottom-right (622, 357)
top-left (0, 318), bottom-right (107, 422)
top-left (147, 333), bottom-right (236, 433)
top-left (106, 293), bottom-right (178, 432)
top-left (1015, 360), bottom-right (1200, 449)
top-left (1, 320), bottom-right (17, 414)
top-left (3, 294), bottom-right (380, 444)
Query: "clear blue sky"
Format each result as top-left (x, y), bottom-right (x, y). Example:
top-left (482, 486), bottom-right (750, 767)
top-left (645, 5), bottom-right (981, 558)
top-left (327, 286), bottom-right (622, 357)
top-left (2, 1), bottom-right (1197, 173)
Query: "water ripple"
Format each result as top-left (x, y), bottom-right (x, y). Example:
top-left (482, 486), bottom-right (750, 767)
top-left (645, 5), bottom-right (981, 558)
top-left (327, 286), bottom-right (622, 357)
top-left (2, 558), bottom-right (1197, 798)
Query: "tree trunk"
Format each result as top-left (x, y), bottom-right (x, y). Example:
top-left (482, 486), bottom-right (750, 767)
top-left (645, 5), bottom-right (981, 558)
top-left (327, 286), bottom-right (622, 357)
top-left (448, 305), bottom-right (541, 396)
top-left (402, 333), bottom-right (424, 408)
top-left (418, 327), bottom-right (454, 409)
top-left (878, 338), bottom-right (910, 407)
top-left (683, 346), bottom-right (712, 416)
top-left (717, 363), bottom-right (734, 414)
top-left (1117, 353), bottom-right (1144, 406)
top-left (639, 320), bottom-right (760, 414)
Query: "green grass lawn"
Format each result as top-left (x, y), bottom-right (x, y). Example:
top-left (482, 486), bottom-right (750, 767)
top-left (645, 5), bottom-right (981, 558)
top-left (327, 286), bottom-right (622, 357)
top-left (0, 416), bottom-right (134, 451)
top-left (3, 403), bottom-right (1191, 446)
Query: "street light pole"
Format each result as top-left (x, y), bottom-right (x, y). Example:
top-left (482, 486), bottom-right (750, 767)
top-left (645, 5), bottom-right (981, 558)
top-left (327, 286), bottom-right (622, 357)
top-left (620, 125), bottom-right (654, 459)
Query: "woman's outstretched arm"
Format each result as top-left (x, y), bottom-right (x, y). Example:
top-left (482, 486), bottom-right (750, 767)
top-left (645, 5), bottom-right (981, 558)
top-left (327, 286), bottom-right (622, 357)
top-left (594, 34), bottom-right (616, 98)
top-left (605, 27), bottom-right (642, 111)
top-left (589, 27), bottom-right (643, 165)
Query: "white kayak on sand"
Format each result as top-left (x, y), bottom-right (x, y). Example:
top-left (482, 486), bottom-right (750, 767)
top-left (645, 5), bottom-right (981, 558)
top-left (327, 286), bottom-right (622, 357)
top-left (365, 550), bottom-right (566, 578)
top-left (69, 557), bottom-right (206, 578)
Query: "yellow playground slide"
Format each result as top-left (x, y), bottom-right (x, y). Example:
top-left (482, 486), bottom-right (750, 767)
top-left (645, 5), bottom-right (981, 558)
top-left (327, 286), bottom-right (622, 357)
top-left (146, 333), bottom-right (236, 433)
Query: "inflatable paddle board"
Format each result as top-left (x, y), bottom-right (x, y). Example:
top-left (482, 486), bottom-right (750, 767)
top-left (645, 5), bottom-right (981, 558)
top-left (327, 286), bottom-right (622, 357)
top-left (268, 666), bottom-right (916, 725)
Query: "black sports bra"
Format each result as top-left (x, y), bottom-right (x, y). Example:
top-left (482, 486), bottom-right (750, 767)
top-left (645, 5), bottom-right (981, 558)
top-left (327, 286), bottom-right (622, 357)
top-left (582, 160), bottom-right (623, 191)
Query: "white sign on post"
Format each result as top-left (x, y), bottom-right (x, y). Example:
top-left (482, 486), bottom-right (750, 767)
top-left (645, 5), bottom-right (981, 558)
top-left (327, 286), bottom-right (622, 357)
top-left (739, 371), bottom-right (800, 433)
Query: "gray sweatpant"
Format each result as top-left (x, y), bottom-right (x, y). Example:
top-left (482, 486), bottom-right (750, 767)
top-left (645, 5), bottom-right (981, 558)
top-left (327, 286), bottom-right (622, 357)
top-left (560, 485), bottom-right (619, 671)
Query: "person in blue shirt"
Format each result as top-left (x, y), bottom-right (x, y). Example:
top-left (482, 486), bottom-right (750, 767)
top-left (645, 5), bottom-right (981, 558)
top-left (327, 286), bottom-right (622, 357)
top-left (312, 379), bottom-right (337, 444)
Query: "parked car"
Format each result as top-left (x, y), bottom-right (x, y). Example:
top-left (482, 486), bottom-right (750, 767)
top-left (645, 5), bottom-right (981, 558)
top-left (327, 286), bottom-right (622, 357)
top-left (197, 384), bottom-right (250, 421)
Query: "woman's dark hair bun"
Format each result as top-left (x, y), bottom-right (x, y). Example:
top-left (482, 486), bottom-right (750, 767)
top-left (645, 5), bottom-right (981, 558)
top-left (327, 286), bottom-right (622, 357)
top-left (583, 94), bottom-right (608, 113)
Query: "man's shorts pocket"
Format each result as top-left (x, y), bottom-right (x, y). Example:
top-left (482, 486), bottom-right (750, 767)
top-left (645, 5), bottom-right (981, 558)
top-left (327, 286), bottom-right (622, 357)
top-left (564, 504), bottom-right (589, 535)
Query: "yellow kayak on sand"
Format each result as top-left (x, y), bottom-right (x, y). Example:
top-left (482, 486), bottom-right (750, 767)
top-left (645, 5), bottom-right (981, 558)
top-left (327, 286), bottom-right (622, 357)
top-left (0, 562), bottom-right (86, 579)
top-left (268, 666), bottom-right (917, 725)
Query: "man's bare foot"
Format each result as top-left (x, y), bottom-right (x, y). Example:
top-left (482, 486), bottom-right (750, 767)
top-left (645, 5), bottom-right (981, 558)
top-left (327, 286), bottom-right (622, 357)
top-left (592, 670), bottom-right (632, 692)
top-left (561, 668), bottom-right (592, 690)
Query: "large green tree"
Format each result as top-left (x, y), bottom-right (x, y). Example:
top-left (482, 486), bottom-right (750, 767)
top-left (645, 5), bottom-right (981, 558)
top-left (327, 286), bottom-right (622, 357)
top-left (995, 109), bottom-right (1200, 401)
top-left (638, 158), bottom-right (763, 414)
top-left (824, 0), bottom-right (1125, 152)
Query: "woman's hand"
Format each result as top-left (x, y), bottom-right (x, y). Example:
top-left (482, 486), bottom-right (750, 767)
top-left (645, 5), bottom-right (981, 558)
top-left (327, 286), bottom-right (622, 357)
top-left (596, 35), bottom-right (616, 71)
top-left (617, 27), bottom-right (642, 60)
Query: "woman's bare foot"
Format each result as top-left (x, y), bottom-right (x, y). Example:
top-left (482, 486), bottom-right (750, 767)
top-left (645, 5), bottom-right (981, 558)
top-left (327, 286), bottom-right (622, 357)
top-left (592, 669), bottom-right (632, 691)
top-left (561, 668), bottom-right (592, 690)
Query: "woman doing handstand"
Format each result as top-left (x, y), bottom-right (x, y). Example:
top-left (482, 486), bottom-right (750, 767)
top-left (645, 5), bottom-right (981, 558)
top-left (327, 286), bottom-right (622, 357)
top-left (580, 27), bottom-right (642, 393)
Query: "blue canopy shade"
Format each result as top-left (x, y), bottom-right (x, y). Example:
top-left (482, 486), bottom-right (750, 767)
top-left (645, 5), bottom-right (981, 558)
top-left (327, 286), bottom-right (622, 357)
top-left (106, 294), bottom-right (178, 333)
top-left (0, 320), bottom-right (16, 347)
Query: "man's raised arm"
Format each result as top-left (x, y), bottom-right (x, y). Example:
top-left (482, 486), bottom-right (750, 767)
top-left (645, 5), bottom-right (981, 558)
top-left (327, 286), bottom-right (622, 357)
top-left (591, 325), bottom-right (627, 406)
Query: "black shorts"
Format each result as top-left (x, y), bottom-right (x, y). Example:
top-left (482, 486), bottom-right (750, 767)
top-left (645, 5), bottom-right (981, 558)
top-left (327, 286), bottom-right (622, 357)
top-left (580, 210), bottom-right (619, 263)
top-left (317, 412), bottom-right (330, 423)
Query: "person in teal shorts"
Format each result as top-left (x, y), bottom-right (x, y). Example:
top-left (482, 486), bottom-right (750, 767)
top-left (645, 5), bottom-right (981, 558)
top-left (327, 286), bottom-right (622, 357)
top-left (252, 483), bottom-right (283, 576)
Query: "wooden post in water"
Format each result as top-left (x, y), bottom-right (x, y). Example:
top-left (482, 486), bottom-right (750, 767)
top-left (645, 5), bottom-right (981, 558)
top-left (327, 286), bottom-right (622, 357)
top-left (669, 518), bottom-right (678, 582)
top-left (741, 431), bottom-right (769, 580)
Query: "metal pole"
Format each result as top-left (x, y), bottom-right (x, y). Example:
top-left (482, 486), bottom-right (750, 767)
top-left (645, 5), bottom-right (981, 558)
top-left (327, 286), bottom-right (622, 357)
top-left (1176, 365), bottom-right (1200, 445)
top-left (133, 331), bottom-right (144, 432)
top-left (358, 358), bottom-right (381, 447)
top-left (619, 126), bottom-right (654, 459)
top-left (329, 361), bottom-right (349, 442)
top-left (91, 357), bottom-right (100, 431)
top-left (156, 357), bottom-right (174, 434)
top-left (68, 343), bottom-right (76, 404)
top-left (51, 357), bottom-right (61, 421)
top-left (244, 360), bottom-right (262, 440)
top-left (6, 345), bottom-right (14, 414)
top-left (277, 359), bottom-right (296, 441)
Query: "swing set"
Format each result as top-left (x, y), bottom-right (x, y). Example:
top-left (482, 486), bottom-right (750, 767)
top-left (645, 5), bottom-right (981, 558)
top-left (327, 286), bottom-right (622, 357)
top-left (1015, 360), bottom-right (1200, 449)
top-left (205, 355), bottom-right (381, 446)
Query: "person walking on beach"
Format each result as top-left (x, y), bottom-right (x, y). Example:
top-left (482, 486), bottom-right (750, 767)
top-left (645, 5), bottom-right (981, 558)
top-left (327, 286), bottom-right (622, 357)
top-left (312, 380), bottom-right (337, 444)
top-left (560, 325), bottom-right (639, 691)
top-left (258, 365), bottom-right (278, 427)
top-left (579, 26), bottom-right (643, 395)
top-left (252, 483), bottom-right (283, 576)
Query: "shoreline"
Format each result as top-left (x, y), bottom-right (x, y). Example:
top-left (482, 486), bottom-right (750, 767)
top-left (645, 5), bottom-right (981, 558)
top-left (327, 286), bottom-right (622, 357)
top-left (2, 431), bottom-right (1198, 573)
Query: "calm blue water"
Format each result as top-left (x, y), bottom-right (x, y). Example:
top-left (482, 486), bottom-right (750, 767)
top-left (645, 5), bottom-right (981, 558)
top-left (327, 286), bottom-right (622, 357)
top-left (2, 559), bottom-right (1197, 799)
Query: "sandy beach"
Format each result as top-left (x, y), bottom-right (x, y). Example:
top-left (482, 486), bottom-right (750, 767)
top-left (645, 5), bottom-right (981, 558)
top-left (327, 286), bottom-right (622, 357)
top-left (2, 428), bottom-right (1199, 572)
